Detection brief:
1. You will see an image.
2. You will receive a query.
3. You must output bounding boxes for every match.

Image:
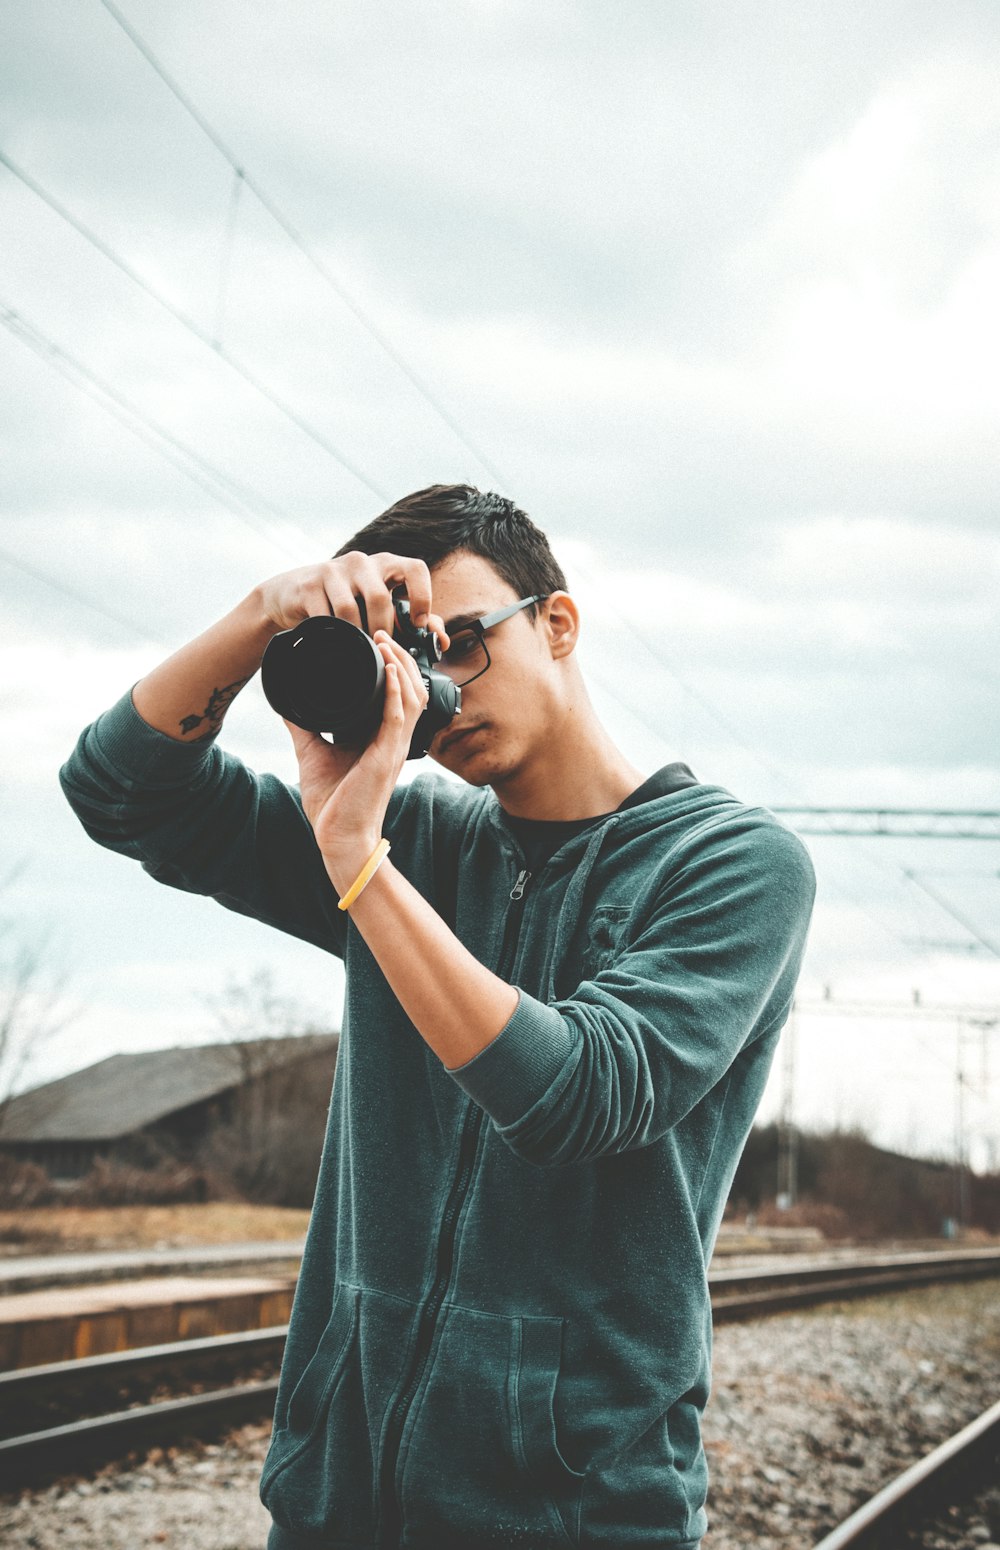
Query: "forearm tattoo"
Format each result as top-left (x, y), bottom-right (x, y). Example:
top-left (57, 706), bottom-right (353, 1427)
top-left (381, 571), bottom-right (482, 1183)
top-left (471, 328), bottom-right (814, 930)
top-left (179, 678), bottom-right (250, 740)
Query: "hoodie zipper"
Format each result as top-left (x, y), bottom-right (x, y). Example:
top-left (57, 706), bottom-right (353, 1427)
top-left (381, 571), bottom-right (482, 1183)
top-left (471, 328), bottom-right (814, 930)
top-left (376, 864), bottom-right (532, 1548)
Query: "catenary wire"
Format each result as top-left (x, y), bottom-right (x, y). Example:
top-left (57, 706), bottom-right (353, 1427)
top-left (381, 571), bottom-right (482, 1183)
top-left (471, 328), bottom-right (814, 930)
top-left (9, 23), bottom-right (989, 996)
top-left (214, 165), bottom-right (244, 349)
top-left (0, 149), bottom-right (390, 503)
top-left (0, 136), bottom-right (814, 844)
top-left (0, 125), bottom-right (963, 974)
top-left (3, 130), bottom-right (973, 967)
top-left (3, 125), bottom-right (981, 976)
top-left (903, 871), bottom-right (1000, 962)
top-left (13, 7), bottom-right (984, 871)
top-left (0, 544), bottom-right (170, 648)
top-left (566, 555), bottom-right (983, 971)
top-left (95, 0), bottom-right (511, 490)
top-left (0, 302), bottom-right (315, 562)
top-left (0, 9), bottom-right (985, 1168)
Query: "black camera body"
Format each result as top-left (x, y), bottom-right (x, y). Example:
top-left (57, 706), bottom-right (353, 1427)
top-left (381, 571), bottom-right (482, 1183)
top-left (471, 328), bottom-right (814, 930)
top-left (260, 598), bottom-right (461, 759)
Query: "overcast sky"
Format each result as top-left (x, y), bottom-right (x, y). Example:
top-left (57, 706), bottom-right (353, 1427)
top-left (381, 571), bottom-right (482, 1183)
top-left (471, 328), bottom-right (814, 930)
top-left (2, 1), bottom-right (998, 1174)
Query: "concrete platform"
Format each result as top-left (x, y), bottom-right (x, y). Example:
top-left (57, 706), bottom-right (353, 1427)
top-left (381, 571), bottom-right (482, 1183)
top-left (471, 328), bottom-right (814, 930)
top-left (0, 1240), bottom-right (305, 1294)
top-left (0, 1274), bottom-right (297, 1370)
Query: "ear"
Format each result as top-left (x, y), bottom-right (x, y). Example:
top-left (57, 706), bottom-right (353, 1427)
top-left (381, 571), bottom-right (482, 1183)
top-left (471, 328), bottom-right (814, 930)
top-left (542, 591), bottom-right (580, 660)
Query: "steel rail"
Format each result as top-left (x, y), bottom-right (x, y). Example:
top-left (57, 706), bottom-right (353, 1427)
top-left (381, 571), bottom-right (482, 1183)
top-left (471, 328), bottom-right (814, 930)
top-left (711, 1251), bottom-right (1000, 1321)
top-left (710, 1247), bottom-right (1000, 1293)
top-left (1, 1251), bottom-right (997, 1491)
top-left (0, 1379), bottom-right (279, 1490)
top-left (812, 1397), bottom-right (1000, 1548)
top-left (0, 1324), bottom-right (288, 1417)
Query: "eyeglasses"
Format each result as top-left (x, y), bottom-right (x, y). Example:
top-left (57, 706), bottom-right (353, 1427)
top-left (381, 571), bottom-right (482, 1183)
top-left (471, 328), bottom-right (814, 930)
top-left (437, 594), bottom-right (549, 687)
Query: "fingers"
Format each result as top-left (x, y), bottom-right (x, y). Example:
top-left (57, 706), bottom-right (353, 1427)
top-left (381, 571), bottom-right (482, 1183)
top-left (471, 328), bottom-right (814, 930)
top-left (424, 612), bottom-right (450, 651)
top-left (374, 632), bottom-right (429, 706)
top-left (366, 655), bottom-right (405, 762)
top-left (324, 551), bottom-right (439, 640)
top-left (321, 554), bottom-right (391, 635)
top-left (377, 555), bottom-right (433, 628)
top-left (264, 551), bottom-right (439, 641)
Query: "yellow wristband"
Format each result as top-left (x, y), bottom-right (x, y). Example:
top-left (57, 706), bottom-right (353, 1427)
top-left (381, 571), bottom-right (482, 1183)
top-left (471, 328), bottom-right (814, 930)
top-left (337, 838), bottom-right (391, 911)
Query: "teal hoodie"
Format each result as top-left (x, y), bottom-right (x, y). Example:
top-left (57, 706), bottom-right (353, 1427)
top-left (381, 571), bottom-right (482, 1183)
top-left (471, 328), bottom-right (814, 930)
top-left (60, 692), bottom-right (815, 1550)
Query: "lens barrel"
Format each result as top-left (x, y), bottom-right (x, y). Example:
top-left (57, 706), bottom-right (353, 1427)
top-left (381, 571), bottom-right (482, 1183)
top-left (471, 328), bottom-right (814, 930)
top-left (261, 612), bottom-right (461, 757)
top-left (260, 615), bottom-right (385, 739)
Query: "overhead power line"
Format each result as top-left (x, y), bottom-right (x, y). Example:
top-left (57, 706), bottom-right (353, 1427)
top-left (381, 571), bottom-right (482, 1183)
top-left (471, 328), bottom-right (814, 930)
top-left (774, 810), bottom-right (1000, 964)
top-left (797, 997), bottom-right (1000, 1022)
top-left (568, 557), bottom-right (943, 968)
top-left (772, 808), bottom-right (1000, 839)
top-left (214, 165), bottom-right (243, 349)
top-left (0, 148), bottom-right (390, 502)
top-left (0, 544), bottom-right (169, 647)
top-left (96, 0), bottom-right (511, 489)
top-left (2, 23), bottom-right (933, 952)
top-left (902, 870), bottom-right (1000, 961)
top-left (1, 301), bottom-right (312, 561)
top-left (5, 9), bottom-right (982, 991)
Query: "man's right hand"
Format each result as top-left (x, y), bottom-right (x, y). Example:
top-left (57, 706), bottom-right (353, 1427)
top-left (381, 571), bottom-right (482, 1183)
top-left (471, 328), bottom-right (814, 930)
top-left (257, 551), bottom-right (450, 647)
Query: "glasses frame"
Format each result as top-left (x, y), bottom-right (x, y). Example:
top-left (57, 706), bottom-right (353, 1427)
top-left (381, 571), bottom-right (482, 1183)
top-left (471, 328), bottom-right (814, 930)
top-left (440, 594), bottom-right (549, 687)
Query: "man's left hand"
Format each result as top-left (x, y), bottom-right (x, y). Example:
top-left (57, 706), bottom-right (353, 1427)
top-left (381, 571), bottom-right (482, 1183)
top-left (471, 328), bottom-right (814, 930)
top-left (284, 631), bottom-right (431, 895)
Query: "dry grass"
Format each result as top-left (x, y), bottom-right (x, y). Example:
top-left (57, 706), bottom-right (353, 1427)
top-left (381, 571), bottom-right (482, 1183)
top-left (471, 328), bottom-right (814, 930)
top-left (0, 1202), bottom-right (311, 1254)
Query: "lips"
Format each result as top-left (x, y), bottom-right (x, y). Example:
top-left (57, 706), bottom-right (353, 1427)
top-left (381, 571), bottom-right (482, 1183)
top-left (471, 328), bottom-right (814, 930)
top-left (437, 722), bottom-right (485, 754)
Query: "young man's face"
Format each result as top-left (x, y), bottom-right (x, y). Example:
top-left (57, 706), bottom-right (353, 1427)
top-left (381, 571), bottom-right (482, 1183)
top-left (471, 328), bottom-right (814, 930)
top-left (425, 550), bottom-right (562, 790)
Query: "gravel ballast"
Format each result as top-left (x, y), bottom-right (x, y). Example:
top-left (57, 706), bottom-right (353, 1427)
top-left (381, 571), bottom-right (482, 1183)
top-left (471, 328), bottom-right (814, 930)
top-left (702, 1278), bottom-right (1000, 1547)
top-left (1, 1277), bottom-right (997, 1549)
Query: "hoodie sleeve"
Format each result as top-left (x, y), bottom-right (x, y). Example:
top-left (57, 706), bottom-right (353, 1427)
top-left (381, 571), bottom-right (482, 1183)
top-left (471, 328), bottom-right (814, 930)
top-left (59, 689), bottom-right (349, 957)
top-left (445, 814), bottom-right (816, 1166)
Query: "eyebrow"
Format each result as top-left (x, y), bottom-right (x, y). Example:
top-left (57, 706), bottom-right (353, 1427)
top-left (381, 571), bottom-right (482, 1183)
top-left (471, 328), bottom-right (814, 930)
top-left (443, 610), bottom-right (486, 633)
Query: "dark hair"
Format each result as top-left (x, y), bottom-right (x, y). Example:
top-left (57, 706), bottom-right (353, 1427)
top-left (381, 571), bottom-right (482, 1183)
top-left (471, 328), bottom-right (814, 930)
top-left (335, 484), bottom-right (567, 615)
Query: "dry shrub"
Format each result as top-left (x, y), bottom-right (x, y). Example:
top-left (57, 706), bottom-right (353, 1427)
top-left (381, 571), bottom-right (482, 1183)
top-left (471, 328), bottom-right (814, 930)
top-left (0, 1153), bottom-right (57, 1210)
top-left (70, 1156), bottom-right (223, 1206)
top-left (753, 1200), bottom-right (853, 1240)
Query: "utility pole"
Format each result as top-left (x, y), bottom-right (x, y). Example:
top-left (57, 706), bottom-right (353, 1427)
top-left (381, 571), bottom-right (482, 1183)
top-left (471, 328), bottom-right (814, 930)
top-left (960, 1017), bottom-right (998, 1207)
top-left (953, 1021), bottom-right (970, 1234)
top-left (776, 1004), bottom-right (798, 1209)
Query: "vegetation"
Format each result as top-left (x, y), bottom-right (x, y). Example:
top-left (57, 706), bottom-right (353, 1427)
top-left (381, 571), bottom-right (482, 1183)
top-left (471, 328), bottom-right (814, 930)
top-left (730, 1122), bottom-right (1000, 1239)
top-left (0, 1200), bottom-right (311, 1253)
top-left (0, 868), bottom-right (74, 1136)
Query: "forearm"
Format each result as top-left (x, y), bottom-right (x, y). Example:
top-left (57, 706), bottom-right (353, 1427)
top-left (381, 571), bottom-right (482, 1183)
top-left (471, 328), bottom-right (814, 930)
top-left (339, 858), bottom-right (519, 1070)
top-left (132, 588), bottom-right (278, 742)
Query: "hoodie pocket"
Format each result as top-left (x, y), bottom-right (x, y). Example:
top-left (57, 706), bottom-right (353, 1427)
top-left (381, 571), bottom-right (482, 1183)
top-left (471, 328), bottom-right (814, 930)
top-left (398, 1304), bottom-right (586, 1548)
top-left (260, 1282), bottom-right (417, 1543)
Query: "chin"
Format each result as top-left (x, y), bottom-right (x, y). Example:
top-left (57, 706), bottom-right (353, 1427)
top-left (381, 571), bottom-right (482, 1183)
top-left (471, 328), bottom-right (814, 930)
top-left (431, 731), bottom-right (514, 790)
top-left (430, 747), bottom-right (492, 787)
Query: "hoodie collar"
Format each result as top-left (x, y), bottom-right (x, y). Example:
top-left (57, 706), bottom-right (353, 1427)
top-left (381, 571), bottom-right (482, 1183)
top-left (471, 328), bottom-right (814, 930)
top-left (617, 761), bottom-right (700, 810)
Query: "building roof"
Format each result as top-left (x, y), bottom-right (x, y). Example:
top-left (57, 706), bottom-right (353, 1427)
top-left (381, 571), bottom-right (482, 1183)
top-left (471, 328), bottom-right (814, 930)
top-left (0, 1035), bottom-right (339, 1144)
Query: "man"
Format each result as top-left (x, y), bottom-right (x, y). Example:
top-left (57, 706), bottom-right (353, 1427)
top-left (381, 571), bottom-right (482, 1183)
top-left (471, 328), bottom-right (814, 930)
top-left (61, 484), bottom-right (815, 1549)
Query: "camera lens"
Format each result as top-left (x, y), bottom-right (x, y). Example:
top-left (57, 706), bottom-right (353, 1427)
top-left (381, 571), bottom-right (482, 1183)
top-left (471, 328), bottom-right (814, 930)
top-left (261, 616), bottom-right (385, 738)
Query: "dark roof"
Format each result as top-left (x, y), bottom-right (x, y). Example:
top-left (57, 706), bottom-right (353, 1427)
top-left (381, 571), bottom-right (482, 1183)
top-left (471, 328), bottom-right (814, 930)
top-left (0, 1035), bottom-right (339, 1144)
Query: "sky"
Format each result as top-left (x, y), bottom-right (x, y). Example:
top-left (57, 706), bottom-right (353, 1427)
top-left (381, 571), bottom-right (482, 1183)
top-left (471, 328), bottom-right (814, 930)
top-left (2, 0), bottom-right (998, 1177)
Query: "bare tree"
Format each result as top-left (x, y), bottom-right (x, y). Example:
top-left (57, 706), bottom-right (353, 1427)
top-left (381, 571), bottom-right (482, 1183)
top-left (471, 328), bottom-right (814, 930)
top-left (199, 967), bottom-right (337, 1205)
top-left (209, 966), bottom-right (313, 1048)
top-left (0, 869), bottom-right (76, 1138)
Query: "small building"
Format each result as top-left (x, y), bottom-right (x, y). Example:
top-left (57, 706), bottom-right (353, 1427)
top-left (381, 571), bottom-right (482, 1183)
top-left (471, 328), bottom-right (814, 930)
top-left (0, 1034), bottom-right (339, 1181)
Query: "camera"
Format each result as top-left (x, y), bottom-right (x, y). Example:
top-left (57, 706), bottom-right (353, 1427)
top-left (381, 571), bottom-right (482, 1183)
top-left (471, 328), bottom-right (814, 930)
top-left (260, 598), bottom-right (461, 759)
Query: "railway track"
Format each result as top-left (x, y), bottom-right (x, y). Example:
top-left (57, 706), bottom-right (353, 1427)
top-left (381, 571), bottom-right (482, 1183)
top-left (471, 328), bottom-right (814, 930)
top-left (813, 1396), bottom-right (1000, 1548)
top-left (1, 1248), bottom-right (998, 1492)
